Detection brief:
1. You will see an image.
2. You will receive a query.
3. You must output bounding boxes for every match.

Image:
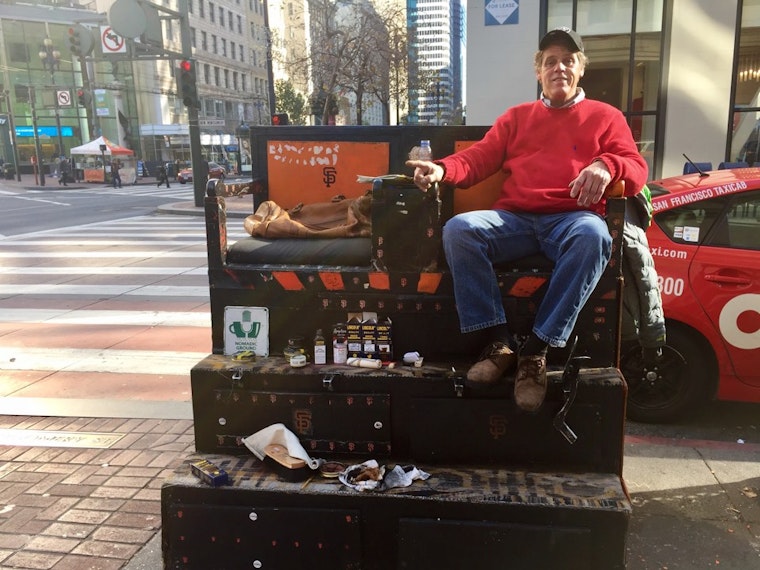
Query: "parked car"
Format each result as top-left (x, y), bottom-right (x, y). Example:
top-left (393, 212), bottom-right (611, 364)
top-left (177, 161), bottom-right (225, 184)
top-left (621, 167), bottom-right (760, 422)
top-left (2, 163), bottom-right (15, 180)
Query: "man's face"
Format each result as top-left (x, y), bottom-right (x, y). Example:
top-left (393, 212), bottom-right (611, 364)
top-left (536, 44), bottom-right (585, 106)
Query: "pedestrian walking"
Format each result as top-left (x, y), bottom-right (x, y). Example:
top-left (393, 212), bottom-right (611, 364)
top-left (111, 159), bottom-right (122, 188)
top-left (59, 157), bottom-right (71, 186)
top-left (157, 163), bottom-right (170, 188)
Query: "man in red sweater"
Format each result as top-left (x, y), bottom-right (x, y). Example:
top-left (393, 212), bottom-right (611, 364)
top-left (407, 28), bottom-right (648, 412)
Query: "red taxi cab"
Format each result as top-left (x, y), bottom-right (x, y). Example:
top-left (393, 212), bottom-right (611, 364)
top-left (622, 167), bottom-right (760, 422)
top-left (177, 161), bottom-right (226, 184)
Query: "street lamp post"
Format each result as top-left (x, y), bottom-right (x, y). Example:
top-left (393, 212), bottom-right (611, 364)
top-left (39, 37), bottom-right (65, 157)
top-left (0, 89), bottom-right (22, 181)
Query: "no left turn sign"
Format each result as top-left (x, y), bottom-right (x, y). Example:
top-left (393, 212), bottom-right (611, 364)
top-left (56, 90), bottom-right (71, 107)
top-left (101, 26), bottom-right (126, 53)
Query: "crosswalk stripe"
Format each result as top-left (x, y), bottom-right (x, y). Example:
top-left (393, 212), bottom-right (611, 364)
top-left (0, 284), bottom-right (208, 296)
top-left (3, 240), bottom-right (209, 246)
top-left (0, 347), bottom-right (207, 375)
top-left (0, 251), bottom-right (207, 258)
top-left (1, 308), bottom-right (210, 326)
top-left (0, 267), bottom-right (207, 275)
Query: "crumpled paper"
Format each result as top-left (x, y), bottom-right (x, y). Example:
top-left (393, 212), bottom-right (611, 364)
top-left (241, 423), bottom-right (322, 470)
top-left (339, 459), bottom-right (430, 492)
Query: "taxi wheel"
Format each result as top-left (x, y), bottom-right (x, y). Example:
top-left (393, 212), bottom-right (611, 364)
top-left (622, 325), bottom-right (715, 423)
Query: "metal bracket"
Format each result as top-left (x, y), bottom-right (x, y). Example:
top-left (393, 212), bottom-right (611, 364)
top-left (322, 374), bottom-right (336, 392)
top-left (450, 368), bottom-right (465, 398)
top-left (553, 337), bottom-right (591, 445)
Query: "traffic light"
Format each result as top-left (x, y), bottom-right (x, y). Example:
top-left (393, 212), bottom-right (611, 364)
top-left (68, 25), bottom-right (94, 57)
top-left (69, 27), bottom-right (81, 55)
top-left (178, 60), bottom-right (199, 108)
top-left (272, 113), bottom-right (289, 125)
top-left (76, 89), bottom-right (91, 107)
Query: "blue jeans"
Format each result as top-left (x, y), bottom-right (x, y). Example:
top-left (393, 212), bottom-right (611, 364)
top-left (442, 209), bottom-right (612, 347)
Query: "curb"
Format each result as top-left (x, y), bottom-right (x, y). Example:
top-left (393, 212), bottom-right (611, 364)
top-left (157, 202), bottom-right (249, 218)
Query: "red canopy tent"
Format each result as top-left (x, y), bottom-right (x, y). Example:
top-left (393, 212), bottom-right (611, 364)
top-left (69, 135), bottom-right (135, 156)
top-left (69, 136), bottom-right (136, 183)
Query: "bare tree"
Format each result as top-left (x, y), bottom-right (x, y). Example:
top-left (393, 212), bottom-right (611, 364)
top-left (333, 1), bottom-right (389, 125)
top-left (367, 1), bottom-right (407, 124)
top-left (272, 0), bottom-right (434, 126)
top-left (306, 0), bottom-right (363, 124)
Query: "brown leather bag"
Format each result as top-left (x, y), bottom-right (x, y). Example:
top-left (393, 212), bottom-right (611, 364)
top-left (243, 194), bottom-right (372, 239)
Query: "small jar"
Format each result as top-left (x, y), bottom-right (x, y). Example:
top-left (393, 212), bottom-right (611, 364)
top-left (283, 336), bottom-right (305, 359)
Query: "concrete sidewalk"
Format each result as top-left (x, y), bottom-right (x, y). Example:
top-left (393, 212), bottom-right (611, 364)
top-left (0, 413), bottom-right (757, 569)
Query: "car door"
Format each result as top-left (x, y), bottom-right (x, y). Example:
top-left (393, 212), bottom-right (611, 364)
top-left (688, 190), bottom-right (760, 385)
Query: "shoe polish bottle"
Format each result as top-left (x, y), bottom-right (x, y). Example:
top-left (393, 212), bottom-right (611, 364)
top-left (332, 323), bottom-right (348, 364)
top-left (313, 329), bottom-right (327, 365)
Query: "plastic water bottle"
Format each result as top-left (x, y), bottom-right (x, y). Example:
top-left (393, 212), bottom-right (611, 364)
top-left (418, 140), bottom-right (432, 161)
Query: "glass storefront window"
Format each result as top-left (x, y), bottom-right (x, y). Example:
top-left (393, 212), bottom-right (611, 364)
top-left (731, 0), bottom-right (760, 165)
top-left (547, 0), bottom-right (663, 178)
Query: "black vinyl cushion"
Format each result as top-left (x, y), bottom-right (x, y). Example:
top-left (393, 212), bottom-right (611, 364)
top-left (227, 237), bottom-right (372, 266)
top-left (227, 237), bottom-right (553, 271)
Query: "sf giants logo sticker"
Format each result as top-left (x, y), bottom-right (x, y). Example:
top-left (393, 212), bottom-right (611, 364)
top-left (293, 409), bottom-right (313, 435)
top-left (489, 415), bottom-right (508, 439)
top-left (719, 294), bottom-right (760, 350)
top-left (323, 166), bottom-right (337, 187)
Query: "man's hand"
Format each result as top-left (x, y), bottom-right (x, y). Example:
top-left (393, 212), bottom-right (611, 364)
top-left (569, 160), bottom-right (612, 207)
top-left (406, 160), bottom-right (444, 191)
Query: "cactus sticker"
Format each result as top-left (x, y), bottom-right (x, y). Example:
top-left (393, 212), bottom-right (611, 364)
top-left (224, 306), bottom-right (269, 357)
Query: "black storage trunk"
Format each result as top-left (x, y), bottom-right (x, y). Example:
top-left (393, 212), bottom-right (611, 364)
top-left (162, 455), bottom-right (631, 570)
top-left (370, 178), bottom-right (443, 272)
top-left (191, 355), bottom-right (627, 475)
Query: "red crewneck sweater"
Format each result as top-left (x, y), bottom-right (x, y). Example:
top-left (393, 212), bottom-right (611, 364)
top-left (439, 98), bottom-right (649, 215)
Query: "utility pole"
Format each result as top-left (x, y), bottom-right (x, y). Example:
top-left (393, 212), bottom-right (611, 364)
top-left (29, 87), bottom-right (45, 186)
top-left (179, 3), bottom-right (204, 207)
top-left (263, 0), bottom-right (276, 119)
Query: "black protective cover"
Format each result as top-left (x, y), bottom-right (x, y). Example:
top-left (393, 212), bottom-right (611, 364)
top-left (370, 178), bottom-right (443, 272)
top-left (162, 455), bottom-right (630, 570)
top-left (191, 355), bottom-right (627, 475)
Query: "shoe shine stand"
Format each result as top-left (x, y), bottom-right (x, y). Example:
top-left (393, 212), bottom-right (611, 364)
top-left (160, 127), bottom-right (632, 570)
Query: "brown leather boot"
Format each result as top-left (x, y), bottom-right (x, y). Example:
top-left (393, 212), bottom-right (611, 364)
top-left (466, 342), bottom-right (517, 387)
top-left (514, 354), bottom-right (548, 411)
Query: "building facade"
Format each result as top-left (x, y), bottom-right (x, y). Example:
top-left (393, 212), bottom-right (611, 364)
top-left (0, 2), bottom-right (142, 173)
top-left (137, 0), bottom-right (271, 170)
top-left (407, 0), bottom-right (466, 125)
top-left (465, 0), bottom-right (760, 180)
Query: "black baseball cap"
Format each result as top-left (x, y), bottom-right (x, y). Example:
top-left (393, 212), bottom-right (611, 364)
top-left (539, 27), bottom-right (584, 53)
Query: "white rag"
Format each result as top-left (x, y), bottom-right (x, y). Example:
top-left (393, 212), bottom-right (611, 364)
top-left (242, 423), bottom-right (322, 470)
